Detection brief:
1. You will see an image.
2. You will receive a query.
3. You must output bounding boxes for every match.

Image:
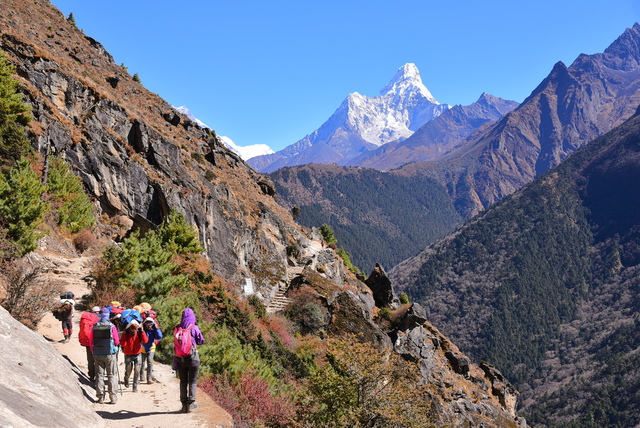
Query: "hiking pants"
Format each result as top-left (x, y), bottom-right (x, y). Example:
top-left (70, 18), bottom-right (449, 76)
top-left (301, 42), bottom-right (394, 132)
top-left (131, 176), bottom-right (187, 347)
top-left (177, 355), bottom-right (200, 404)
top-left (124, 354), bottom-right (142, 388)
top-left (85, 346), bottom-right (95, 381)
top-left (141, 351), bottom-right (155, 382)
top-left (94, 354), bottom-right (117, 399)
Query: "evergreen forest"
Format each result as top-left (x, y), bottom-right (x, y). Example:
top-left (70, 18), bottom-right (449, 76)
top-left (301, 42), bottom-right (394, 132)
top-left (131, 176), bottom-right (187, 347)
top-left (270, 164), bottom-right (463, 272)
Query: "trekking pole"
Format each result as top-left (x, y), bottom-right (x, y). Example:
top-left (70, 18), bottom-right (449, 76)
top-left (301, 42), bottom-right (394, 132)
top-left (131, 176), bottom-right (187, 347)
top-left (116, 347), bottom-right (123, 396)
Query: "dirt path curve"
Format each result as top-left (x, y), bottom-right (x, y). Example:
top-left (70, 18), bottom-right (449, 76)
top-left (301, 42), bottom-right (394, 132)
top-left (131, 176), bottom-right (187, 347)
top-left (36, 252), bottom-right (233, 428)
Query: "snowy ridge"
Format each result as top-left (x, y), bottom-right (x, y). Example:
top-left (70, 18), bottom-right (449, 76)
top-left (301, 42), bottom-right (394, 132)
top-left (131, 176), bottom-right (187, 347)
top-left (174, 106), bottom-right (274, 160)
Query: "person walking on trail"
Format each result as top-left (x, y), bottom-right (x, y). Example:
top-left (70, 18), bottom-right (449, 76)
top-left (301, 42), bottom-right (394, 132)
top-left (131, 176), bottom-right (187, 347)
top-left (59, 300), bottom-right (74, 343)
top-left (78, 306), bottom-right (100, 382)
top-left (141, 316), bottom-right (163, 384)
top-left (172, 308), bottom-right (204, 413)
top-left (91, 308), bottom-right (120, 404)
top-left (120, 319), bottom-right (148, 392)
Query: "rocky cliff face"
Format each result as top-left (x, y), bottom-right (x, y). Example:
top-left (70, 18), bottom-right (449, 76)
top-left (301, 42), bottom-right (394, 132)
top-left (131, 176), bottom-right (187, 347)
top-left (398, 23), bottom-right (640, 217)
top-left (0, 0), bottom-right (353, 302)
top-left (0, 306), bottom-right (105, 427)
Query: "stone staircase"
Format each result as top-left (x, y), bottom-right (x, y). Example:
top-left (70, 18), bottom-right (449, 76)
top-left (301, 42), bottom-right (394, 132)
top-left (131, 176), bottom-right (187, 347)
top-left (265, 267), bottom-right (305, 314)
top-left (266, 282), bottom-right (293, 314)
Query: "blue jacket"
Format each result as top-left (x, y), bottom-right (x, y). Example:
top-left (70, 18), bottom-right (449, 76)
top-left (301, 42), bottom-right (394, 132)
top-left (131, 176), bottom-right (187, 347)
top-left (141, 324), bottom-right (163, 353)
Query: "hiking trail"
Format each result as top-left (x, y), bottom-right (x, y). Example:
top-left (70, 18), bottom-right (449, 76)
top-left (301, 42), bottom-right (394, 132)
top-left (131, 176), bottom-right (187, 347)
top-left (35, 251), bottom-right (233, 428)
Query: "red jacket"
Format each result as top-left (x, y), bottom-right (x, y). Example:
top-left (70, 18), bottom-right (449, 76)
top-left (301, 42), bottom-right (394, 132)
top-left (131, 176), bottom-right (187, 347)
top-left (119, 328), bottom-right (148, 355)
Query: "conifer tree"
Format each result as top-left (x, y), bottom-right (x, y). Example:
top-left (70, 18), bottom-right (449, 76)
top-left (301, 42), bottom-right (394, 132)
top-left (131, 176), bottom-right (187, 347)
top-left (0, 158), bottom-right (49, 256)
top-left (0, 50), bottom-right (33, 167)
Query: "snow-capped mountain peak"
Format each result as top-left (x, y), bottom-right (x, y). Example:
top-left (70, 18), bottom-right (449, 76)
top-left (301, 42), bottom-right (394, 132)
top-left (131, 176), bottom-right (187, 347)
top-left (380, 63), bottom-right (438, 104)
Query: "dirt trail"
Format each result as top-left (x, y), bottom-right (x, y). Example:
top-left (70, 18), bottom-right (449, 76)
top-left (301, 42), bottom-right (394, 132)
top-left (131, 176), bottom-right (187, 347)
top-left (36, 253), bottom-right (233, 428)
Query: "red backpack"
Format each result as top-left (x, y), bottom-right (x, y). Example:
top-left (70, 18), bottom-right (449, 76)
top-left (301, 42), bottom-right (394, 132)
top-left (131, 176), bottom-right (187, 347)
top-left (78, 312), bottom-right (98, 346)
top-left (174, 324), bottom-right (193, 357)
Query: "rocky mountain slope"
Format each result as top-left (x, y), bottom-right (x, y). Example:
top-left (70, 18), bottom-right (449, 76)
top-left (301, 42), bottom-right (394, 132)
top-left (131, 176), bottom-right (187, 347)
top-left (390, 105), bottom-right (640, 426)
top-left (0, 0), bottom-right (352, 304)
top-left (350, 92), bottom-right (519, 171)
top-left (0, 1), bottom-right (526, 426)
top-left (248, 63), bottom-right (451, 173)
top-left (397, 23), bottom-right (640, 218)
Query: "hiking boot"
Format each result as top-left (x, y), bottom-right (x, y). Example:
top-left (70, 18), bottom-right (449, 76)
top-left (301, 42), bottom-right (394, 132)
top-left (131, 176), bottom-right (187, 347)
top-left (132, 384), bottom-right (138, 392)
top-left (123, 380), bottom-right (129, 388)
top-left (97, 397), bottom-right (104, 404)
top-left (181, 402), bottom-right (189, 413)
top-left (109, 395), bottom-right (117, 404)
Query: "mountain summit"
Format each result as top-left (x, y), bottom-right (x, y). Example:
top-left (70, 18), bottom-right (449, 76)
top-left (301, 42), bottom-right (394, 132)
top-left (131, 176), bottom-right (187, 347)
top-left (248, 63), bottom-right (450, 172)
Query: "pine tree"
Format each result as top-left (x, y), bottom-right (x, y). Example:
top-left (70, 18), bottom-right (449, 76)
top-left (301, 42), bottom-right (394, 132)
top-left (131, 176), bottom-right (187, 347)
top-left (0, 50), bottom-right (33, 167)
top-left (0, 158), bottom-right (49, 255)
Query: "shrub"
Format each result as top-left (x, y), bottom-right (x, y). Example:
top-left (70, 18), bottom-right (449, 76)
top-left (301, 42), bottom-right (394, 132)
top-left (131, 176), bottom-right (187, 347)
top-left (201, 371), bottom-right (297, 427)
top-left (378, 307), bottom-right (391, 321)
top-left (301, 334), bottom-right (435, 427)
top-left (400, 292), bottom-right (410, 305)
top-left (73, 229), bottom-right (98, 253)
top-left (319, 223), bottom-right (337, 245)
top-left (0, 257), bottom-right (63, 329)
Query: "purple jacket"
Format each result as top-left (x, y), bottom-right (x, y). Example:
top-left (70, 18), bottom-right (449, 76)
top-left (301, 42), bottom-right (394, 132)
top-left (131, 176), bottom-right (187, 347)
top-left (172, 308), bottom-right (204, 369)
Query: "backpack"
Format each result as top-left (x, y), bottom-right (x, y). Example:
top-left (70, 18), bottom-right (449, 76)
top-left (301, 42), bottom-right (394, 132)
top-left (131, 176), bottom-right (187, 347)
top-left (78, 312), bottom-right (98, 347)
top-left (60, 291), bottom-right (74, 300)
top-left (52, 306), bottom-right (64, 321)
top-left (121, 309), bottom-right (142, 326)
top-left (174, 325), bottom-right (193, 358)
top-left (92, 321), bottom-right (116, 356)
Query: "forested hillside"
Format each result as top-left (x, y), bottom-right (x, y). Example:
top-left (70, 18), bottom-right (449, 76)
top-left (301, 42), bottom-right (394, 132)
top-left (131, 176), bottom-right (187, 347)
top-left (271, 163), bottom-right (462, 271)
top-left (390, 106), bottom-right (640, 426)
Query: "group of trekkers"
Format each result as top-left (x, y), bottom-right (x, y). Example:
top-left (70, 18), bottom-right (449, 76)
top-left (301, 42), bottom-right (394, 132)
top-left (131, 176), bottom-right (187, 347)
top-left (54, 294), bottom-right (205, 413)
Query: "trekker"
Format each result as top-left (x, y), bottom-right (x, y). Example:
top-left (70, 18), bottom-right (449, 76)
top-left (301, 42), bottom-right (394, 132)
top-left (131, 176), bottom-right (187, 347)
top-left (141, 316), bottom-right (163, 384)
top-left (120, 319), bottom-right (148, 392)
top-left (91, 308), bottom-right (120, 404)
top-left (59, 300), bottom-right (74, 343)
top-left (78, 306), bottom-right (100, 382)
top-left (172, 308), bottom-right (204, 413)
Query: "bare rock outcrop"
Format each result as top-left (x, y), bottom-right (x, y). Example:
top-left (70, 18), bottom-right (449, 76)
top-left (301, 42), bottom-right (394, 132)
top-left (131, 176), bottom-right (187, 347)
top-left (393, 317), bottom-right (525, 428)
top-left (0, 306), bottom-right (104, 427)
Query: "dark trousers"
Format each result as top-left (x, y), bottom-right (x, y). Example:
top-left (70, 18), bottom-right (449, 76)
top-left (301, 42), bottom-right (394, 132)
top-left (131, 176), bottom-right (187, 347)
top-left (177, 358), bottom-right (199, 404)
top-left (85, 346), bottom-right (95, 380)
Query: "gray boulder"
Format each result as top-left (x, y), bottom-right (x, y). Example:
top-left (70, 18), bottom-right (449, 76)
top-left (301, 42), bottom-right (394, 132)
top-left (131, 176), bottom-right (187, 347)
top-left (0, 306), bottom-right (104, 427)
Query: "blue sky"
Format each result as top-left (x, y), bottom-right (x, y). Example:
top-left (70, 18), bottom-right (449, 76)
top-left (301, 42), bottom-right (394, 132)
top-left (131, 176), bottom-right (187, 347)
top-left (52, 0), bottom-right (639, 152)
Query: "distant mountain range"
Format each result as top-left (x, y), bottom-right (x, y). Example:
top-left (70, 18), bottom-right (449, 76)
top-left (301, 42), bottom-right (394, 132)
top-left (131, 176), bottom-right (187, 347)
top-left (249, 63), bottom-right (453, 172)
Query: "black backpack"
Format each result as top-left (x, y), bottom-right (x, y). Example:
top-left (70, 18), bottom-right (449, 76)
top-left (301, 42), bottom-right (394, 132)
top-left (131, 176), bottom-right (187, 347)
top-left (92, 322), bottom-right (115, 355)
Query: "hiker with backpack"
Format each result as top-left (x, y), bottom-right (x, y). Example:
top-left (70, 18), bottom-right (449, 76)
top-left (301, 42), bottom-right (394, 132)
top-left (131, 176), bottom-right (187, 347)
top-left (91, 308), bottom-right (120, 404)
top-left (172, 308), bottom-right (204, 413)
top-left (141, 316), bottom-right (163, 384)
top-left (120, 319), bottom-right (148, 392)
top-left (55, 299), bottom-right (74, 343)
top-left (78, 306), bottom-right (100, 382)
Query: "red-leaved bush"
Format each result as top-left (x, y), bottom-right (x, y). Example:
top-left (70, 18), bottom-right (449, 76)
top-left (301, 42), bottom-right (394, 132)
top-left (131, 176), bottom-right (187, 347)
top-left (201, 371), bottom-right (297, 427)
